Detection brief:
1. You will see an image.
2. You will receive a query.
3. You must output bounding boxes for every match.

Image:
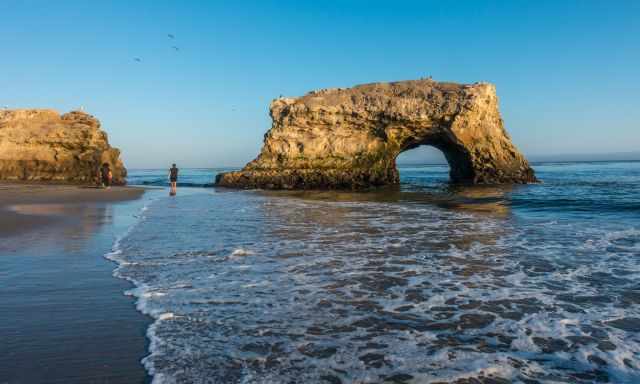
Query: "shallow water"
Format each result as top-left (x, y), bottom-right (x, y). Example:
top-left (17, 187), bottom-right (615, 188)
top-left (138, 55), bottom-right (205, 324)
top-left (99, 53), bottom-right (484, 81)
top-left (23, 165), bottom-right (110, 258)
top-left (115, 162), bottom-right (640, 383)
top-left (0, 197), bottom-right (152, 384)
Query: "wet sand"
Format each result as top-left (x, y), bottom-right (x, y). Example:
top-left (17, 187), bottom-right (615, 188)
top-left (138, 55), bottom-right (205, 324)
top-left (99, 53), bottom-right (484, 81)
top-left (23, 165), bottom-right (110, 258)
top-left (0, 183), bottom-right (151, 383)
top-left (0, 183), bottom-right (145, 236)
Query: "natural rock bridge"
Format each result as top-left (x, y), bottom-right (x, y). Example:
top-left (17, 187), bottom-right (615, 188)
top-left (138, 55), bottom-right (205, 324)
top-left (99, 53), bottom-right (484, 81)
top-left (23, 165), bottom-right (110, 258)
top-left (217, 79), bottom-right (536, 189)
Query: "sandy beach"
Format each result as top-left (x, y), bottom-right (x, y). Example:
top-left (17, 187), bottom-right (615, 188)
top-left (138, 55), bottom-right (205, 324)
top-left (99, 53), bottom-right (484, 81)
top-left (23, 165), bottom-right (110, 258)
top-left (0, 183), bottom-right (151, 384)
top-left (0, 183), bottom-right (145, 236)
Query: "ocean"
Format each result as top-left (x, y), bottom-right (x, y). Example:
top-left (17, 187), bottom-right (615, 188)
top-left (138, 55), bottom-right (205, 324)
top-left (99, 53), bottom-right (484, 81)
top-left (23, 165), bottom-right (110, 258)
top-left (113, 162), bottom-right (640, 383)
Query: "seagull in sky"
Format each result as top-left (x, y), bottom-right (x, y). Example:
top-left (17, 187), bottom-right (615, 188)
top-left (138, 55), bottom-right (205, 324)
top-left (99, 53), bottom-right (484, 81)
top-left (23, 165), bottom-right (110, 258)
top-left (134, 58), bottom-right (142, 62)
top-left (172, 46), bottom-right (179, 51)
top-left (168, 34), bottom-right (175, 39)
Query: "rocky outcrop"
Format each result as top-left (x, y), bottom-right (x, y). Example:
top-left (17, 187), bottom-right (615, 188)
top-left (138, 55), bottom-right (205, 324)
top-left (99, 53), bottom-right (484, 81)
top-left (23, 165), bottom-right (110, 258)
top-left (216, 79), bottom-right (537, 189)
top-left (0, 109), bottom-right (127, 184)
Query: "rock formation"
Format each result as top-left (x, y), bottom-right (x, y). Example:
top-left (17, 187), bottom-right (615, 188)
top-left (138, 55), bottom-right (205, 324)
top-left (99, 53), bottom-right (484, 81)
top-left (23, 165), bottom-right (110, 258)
top-left (216, 79), bottom-right (537, 189)
top-left (0, 109), bottom-right (127, 184)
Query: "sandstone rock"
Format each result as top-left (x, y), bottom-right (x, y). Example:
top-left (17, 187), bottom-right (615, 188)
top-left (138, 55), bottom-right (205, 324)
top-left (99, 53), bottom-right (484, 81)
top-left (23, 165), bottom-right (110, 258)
top-left (0, 109), bottom-right (127, 184)
top-left (216, 79), bottom-right (537, 189)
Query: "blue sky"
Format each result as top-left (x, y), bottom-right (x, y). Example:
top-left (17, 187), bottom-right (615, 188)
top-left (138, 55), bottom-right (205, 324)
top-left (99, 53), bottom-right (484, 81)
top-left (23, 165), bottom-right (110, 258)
top-left (1, 1), bottom-right (638, 168)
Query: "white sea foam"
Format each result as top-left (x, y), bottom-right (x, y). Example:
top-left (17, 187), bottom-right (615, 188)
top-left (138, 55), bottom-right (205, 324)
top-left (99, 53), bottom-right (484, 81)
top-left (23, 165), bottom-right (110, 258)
top-left (158, 313), bottom-right (175, 321)
top-left (143, 291), bottom-right (167, 298)
top-left (230, 248), bottom-right (254, 257)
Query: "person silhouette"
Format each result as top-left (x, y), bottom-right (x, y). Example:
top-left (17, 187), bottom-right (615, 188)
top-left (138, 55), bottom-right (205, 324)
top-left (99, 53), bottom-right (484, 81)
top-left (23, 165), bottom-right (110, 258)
top-left (100, 163), bottom-right (112, 189)
top-left (169, 163), bottom-right (179, 196)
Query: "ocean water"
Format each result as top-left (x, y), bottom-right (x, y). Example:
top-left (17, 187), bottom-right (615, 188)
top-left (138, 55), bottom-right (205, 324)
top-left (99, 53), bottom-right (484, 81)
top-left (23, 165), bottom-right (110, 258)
top-left (112, 162), bottom-right (640, 383)
top-left (126, 168), bottom-right (233, 187)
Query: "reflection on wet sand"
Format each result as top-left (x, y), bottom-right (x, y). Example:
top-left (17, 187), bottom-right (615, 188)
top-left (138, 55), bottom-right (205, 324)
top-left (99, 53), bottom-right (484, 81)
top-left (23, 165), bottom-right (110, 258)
top-left (0, 196), bottom-right (152, 384)
top-left (3, 204), bottom-right (113, 252)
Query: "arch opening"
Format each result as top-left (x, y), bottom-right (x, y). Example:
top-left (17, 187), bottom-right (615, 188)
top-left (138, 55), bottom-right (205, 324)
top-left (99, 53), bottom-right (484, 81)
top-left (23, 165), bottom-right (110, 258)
top-left (396, 145), bottom-right (446, 166)
top-left (394, 138), bottom-right (476, 184)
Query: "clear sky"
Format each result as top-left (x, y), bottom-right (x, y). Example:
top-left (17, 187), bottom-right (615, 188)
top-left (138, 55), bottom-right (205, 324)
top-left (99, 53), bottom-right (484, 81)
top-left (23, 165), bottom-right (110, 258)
top-left (1, 1), bottom-right (638, 168)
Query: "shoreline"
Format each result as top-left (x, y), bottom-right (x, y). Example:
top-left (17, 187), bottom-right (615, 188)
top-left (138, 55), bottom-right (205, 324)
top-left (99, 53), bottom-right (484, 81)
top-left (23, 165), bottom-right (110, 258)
top-left (0, 183), bottom-right (145, 237)
top-left (0, 183), bottom-right (153, 383)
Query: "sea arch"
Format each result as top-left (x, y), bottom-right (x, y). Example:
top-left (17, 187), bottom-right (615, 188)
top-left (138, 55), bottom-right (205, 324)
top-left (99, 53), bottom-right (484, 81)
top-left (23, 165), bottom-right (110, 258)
top-left (216, 79), bottom-right (536, 189)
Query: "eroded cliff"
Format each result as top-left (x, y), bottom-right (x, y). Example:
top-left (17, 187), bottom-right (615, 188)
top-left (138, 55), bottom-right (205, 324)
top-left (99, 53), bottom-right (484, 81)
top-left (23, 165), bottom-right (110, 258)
top-left (0, 109), bottom-right (127, 184)
top-left (216, 79), bottom-right (537, 189)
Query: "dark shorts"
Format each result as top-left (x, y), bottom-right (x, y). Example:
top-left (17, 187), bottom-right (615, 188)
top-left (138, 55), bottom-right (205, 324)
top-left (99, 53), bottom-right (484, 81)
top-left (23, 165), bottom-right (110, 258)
top-left (170, 177), bottom-right (177, 183)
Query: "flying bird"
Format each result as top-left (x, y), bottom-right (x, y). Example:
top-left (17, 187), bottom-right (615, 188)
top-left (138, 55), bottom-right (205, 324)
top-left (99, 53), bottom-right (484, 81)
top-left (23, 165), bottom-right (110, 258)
top-left (172, 46), bottom-right (179, 51)
top-left (168, 34), bottom-right (175, 39)
top-left (134, 58), bottom-right (142, 62)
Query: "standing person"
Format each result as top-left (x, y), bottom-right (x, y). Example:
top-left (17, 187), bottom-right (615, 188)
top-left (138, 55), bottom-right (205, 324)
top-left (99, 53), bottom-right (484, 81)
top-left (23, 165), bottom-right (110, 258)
top-left (100, 163), bottom-right (111, 189)
top-left (169, 163), bottom-right (179, 196)
top-left (107, 167), bottom-right (113, 188)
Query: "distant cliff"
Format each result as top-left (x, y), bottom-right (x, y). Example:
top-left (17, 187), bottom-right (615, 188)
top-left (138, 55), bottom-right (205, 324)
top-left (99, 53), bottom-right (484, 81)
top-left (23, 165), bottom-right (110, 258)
top-left (216, 79), bottom-right (536, 189)
top-left (0, 109), bottom-right (127, 184)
